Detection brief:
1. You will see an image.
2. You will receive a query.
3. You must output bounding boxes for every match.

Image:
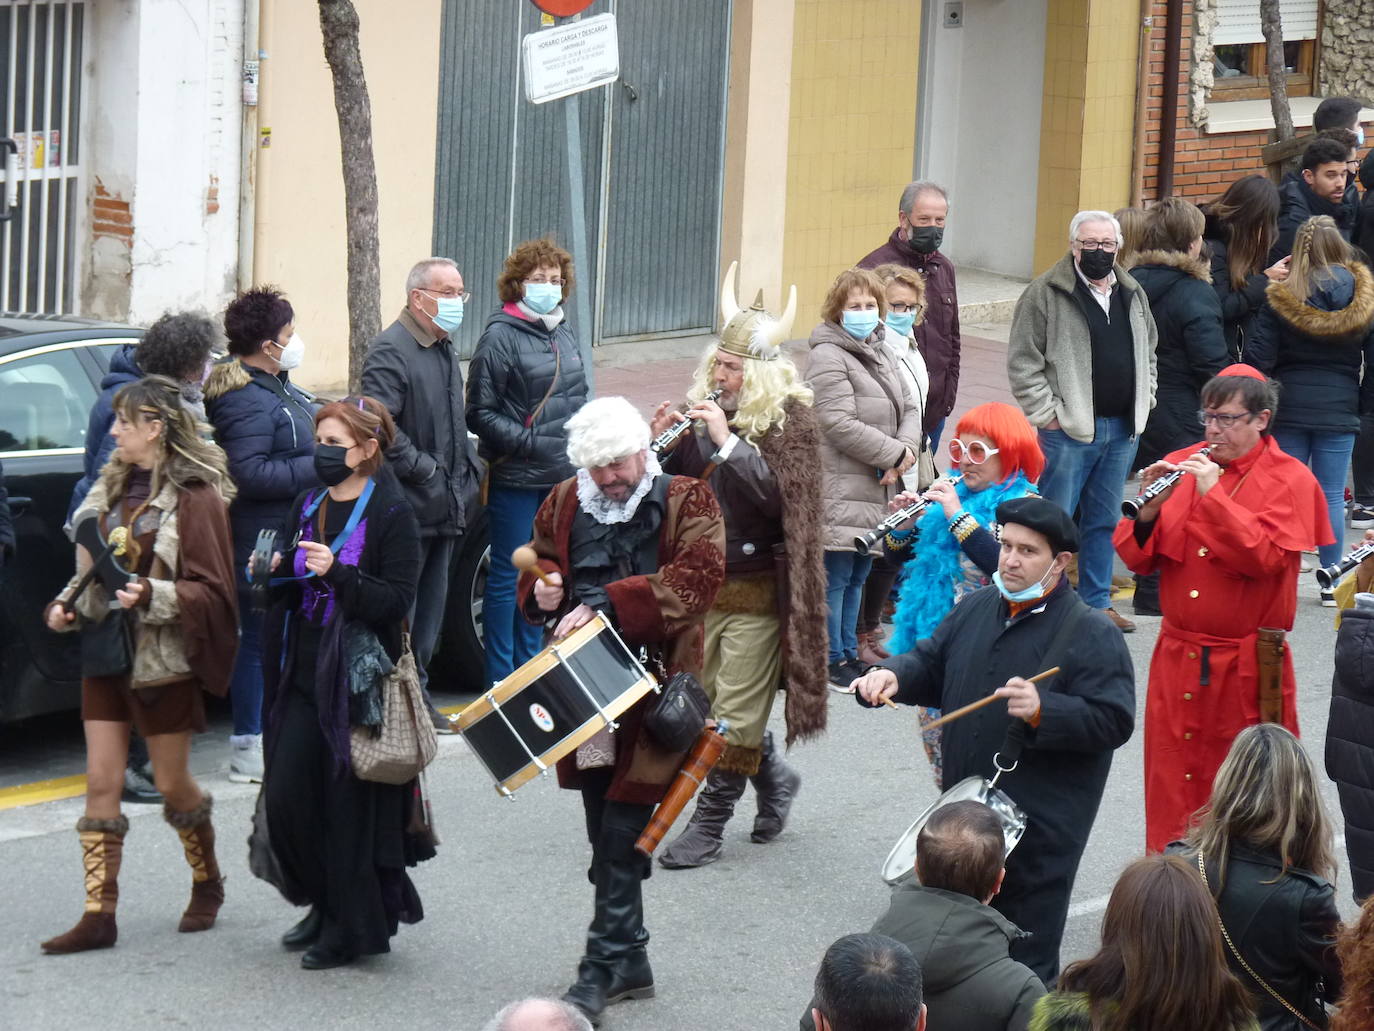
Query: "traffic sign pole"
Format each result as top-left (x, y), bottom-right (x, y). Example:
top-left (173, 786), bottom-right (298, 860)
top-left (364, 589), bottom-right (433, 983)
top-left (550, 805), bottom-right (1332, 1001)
top-left (562, 69), bottom-right (595, 389)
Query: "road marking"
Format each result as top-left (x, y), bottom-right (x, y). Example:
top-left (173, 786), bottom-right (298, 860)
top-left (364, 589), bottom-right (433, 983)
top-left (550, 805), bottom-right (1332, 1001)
top-left (0, 774), bottom-right (87, 811)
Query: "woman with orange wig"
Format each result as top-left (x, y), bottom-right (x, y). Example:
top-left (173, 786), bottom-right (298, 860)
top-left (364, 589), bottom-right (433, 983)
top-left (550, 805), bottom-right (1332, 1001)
top-left (884, 401), bottom-right (1044, 785)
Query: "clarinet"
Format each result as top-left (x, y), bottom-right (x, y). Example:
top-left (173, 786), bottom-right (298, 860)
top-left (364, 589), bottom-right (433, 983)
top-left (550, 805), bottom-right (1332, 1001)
top-left (649, 390), bottom-right (723, 455)
top-left (853, 474), bottom-right (966, 556)
top-left (1120, 447), bottom-right (1214, 520)
top-left (1315, 541), bottom-right (1374, 589)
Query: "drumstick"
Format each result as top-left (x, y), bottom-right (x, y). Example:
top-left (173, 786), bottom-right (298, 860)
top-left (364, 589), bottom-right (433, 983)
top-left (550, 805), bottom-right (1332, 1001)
top-left (920, 666), bottom-right (1062, 731)
top-left (512, 545), bottom-right (557, 587)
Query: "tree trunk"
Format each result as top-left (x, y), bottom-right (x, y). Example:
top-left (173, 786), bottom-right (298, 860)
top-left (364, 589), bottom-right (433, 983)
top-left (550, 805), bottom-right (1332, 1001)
top-left (1260, 0), bottom-right (1296, 141)
top-left (318, 0), bottom-right (381, 393)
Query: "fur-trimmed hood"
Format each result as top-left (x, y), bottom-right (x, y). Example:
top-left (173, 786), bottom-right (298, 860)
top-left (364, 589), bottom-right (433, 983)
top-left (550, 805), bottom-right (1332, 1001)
top-left (203, 356), bottom-right (253, 400)
top-left (755, 398), bottom-right (828, 749)
top-left (1129, 249), bottom-right (1210, 282)
top-left (1266, 261), bottom-right (1374, 342)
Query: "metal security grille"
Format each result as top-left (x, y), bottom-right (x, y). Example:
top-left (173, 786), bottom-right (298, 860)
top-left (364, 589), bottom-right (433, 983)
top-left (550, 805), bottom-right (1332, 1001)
top-left (434, 0), bottom-right (730, 357)
top-left (0, 0), bottom-right (84, 314)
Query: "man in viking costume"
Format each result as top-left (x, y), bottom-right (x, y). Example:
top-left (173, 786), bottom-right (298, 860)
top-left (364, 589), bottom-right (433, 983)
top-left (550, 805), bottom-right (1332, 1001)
top-left (649, 262), bottom-right (829, 869)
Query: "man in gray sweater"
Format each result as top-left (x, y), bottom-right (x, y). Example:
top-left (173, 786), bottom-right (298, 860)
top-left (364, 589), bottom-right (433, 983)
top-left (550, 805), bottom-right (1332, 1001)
top-left (801, 801), bottom-right (1045, 1031)
top-left (1007, 210), bottom-right (1157, 633)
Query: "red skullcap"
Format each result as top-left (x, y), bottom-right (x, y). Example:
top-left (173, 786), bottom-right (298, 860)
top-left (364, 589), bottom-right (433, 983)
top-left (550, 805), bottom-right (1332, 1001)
top-left (1218, 363), bottom-right (1267, 382)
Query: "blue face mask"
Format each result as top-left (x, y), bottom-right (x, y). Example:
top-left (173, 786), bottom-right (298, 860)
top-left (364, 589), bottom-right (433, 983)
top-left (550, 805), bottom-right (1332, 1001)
top-left (842, 309), bottom-right (880, 340)
top-left (523, 282), bottom-right (563, 315)
top-left (429, 295), bottom-right (464, 334)
top-left (885, 311), bottom-right (916, 337)
top-left (992, 563), bottom-right (1056, 603)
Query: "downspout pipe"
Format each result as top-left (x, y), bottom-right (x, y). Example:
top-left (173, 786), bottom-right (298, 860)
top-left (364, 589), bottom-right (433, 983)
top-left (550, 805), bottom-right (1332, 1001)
top-left (238, 0), bottom-right (261, 290)
top-left (1130, 0), bottom-right (1152, 208)
top-left (1157, 0), bottom-right (1183, 199)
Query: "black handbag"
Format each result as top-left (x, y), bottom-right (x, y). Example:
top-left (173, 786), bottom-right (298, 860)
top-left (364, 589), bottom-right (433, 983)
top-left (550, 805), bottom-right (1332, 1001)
top-left (80, 609), bottom-right (134, 678)
top-left (643, 671), bottom-right (710, 753)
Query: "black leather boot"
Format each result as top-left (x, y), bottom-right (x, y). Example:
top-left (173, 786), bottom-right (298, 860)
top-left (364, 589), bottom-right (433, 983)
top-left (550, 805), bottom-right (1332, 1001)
top-left (280, 906), bottom-right (322, 950)
top-left (562, 859), bottom-right (654, 1025)
top-left (1133, 571), bottom-right (1162, 616)
top-left (749, 731), bottom-right (802, 843)
top-left (656, 768), bottom-right (748, 869)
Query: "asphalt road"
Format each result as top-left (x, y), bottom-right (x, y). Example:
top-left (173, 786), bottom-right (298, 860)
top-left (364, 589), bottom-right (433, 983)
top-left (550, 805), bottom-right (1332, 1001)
top-left (0, 562), bottom-right (1363, 1031)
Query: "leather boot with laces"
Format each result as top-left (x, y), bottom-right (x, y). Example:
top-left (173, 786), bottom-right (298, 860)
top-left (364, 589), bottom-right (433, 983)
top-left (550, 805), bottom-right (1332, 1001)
top-left (165, 792), bottom-right (224, 932)
top-left (41, 815), bottom-right (129, 954)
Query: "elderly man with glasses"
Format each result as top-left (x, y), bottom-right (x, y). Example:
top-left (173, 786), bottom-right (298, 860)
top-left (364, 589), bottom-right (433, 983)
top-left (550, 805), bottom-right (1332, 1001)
top-left (1113, 365), bottom-right (1331, 852)
top-left (1008, 210), bottom-right (1158, 633)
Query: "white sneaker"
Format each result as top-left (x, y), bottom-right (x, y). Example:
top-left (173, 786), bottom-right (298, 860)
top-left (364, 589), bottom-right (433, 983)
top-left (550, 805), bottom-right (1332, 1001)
top-left (229, 734), bottom-right (264, 784)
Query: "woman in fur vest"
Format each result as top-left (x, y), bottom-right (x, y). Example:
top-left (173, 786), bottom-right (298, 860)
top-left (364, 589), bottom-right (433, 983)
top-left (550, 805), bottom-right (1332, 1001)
top-left (259, 396), bottom-right (435, 971)
top-left (41, 375), bottom-right (239, 954)
top-left (1248, 214), bottom-right (1374, 603)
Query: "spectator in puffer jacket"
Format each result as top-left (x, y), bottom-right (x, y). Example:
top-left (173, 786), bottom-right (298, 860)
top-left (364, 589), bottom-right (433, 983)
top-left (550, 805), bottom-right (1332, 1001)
top-left (205, 287), bottom-right (319, 782)
top-left (68, 311), bottom-right (219, 805)
top-left (1327, 541), bottom-right (1374, 903)
top-left (363, 257), bottom-right (479, 727)
top-left (1358, 149), bottom-right (1374, 267)
top-left (467, 238), bottom-right (589, 688)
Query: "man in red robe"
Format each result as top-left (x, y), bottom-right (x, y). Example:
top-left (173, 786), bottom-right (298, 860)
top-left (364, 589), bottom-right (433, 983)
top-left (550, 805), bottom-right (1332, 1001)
top-left (1114, 364), bottom-right (1332, 852)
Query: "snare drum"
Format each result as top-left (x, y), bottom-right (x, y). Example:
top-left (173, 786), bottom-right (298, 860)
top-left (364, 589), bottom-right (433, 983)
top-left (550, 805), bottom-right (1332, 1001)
top-left (879, 775), bottom-right (1028, 885)
top-left (456, 613), bottom-right (658, 797)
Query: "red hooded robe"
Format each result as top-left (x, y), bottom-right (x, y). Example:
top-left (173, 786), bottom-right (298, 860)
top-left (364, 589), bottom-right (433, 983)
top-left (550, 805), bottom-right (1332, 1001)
top-left (1114, 434), bottom-right (1331, 852)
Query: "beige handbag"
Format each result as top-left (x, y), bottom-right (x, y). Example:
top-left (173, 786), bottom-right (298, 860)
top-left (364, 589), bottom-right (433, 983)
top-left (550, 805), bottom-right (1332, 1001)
top-left (350, 633), bottom-right (438, 784)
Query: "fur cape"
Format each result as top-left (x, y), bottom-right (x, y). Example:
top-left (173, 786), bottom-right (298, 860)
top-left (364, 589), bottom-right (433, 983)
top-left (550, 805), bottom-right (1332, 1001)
top-left (1266, 261), bottom-right (1374, 343)
top-left (755, 398), bottom-right (829, 751)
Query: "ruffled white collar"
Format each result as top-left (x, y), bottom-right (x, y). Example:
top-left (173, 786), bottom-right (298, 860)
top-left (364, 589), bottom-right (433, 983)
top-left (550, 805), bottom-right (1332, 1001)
top-left (575, 454), bottom-right (662, 525)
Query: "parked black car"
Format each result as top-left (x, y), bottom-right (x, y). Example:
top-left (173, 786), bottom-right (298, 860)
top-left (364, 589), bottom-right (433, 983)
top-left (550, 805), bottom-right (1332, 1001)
top-left (0, 314), bottom-right (490, 722)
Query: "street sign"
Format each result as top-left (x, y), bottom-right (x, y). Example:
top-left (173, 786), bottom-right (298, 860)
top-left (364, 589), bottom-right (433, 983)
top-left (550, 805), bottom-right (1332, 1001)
top-left (531, 0), bottom-right (596, 14)
top-left (521, 13), bottom-right (619, 105)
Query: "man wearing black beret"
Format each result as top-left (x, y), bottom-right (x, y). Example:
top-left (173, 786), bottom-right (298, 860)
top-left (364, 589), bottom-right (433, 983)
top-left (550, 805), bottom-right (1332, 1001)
top-left (852, 496), bottom-right (1136, 984)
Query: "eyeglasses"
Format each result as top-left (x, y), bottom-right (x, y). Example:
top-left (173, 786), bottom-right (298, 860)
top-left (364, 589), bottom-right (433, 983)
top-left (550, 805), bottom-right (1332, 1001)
top-left (423, 289), bottom-right (471, 303)
top-left (888, 302), bottom-right (927, 316)
top-left (1197, 409), bottom-right (1255, 428)
top-left (1074, 239), bottom-right (1118, 252)
top-left (949, 438), bottom-right (1000, 464)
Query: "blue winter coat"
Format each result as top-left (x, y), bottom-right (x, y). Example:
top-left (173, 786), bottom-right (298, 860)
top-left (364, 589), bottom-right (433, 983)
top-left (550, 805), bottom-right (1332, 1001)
top-left (67, 343), bottom-right (142, 521)
top-left (204, 358), bottom-right (320, 568)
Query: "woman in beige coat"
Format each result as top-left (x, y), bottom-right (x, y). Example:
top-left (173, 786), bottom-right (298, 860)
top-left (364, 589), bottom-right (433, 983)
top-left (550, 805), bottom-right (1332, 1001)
top-left (806, 267), bottom-right (922, 686)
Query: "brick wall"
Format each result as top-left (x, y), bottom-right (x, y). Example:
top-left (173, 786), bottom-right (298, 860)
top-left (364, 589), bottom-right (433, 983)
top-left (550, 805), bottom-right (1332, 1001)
top-left (91, 178), bottom-right (133, 244)
top-left (1140, 0), bottom-right (1273, 205)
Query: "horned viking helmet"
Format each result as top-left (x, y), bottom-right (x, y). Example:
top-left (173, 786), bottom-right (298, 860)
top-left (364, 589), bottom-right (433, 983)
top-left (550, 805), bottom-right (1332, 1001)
top-left (717, 261), bottom-right (797, 362)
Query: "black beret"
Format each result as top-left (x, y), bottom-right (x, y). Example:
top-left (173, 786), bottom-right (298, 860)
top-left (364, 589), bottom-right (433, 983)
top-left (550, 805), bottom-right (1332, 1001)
top-left (995, 496), bottom-right (1079, 554)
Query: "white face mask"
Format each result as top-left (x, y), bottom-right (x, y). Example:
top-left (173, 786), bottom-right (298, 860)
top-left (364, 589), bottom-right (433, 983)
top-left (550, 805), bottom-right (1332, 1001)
top-left (274, 333), bottom-right (305, 371)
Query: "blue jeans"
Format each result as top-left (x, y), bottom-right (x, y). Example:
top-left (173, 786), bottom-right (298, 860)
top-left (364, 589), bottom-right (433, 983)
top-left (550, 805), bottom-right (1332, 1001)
top-left (824, 550), bottom-right (874, 662)
top-left (484, 485), bottom-right (549, 687)
top-left (1036, 417), bottom-right (1137, 610)
top-left (228, 593), bottom-right (262, 736)
top-left (1273, 428), bottom-right (1354, 567)
top-left (928, 417), bottom-right (947, 454)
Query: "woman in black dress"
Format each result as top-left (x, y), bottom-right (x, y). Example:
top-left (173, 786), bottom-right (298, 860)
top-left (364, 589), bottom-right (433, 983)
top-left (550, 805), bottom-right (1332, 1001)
top-left (260, 396), bottom-right (433, 970)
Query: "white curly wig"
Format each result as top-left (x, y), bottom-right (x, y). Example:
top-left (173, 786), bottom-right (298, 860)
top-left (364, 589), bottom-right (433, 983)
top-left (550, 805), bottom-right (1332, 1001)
top-left (565, 396), bottom-right (650, 470)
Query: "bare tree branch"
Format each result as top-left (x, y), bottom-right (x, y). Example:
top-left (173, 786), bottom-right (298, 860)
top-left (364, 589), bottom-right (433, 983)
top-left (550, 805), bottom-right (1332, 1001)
top-left (318, 0), bottom-right (381, 393)
top-left (1261, 0), bottom-right (1296, 141)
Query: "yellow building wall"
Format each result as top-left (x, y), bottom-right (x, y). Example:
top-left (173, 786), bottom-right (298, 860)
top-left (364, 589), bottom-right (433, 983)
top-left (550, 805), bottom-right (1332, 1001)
top-left (254, 0), bottom-right (443, 394)
top-left (1032, 0), bottom-right (1138, 274)
top-left (782, 0), bottom-right (922, 331)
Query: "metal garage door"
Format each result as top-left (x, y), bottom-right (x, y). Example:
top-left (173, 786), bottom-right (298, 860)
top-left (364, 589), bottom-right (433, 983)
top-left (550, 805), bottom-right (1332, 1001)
top-left (433, 0), bottom-right (730, 357)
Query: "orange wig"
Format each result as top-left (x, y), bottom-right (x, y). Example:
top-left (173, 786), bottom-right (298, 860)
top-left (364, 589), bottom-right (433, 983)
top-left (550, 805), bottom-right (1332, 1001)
top-left (954, 402), bottom-right (1044, 484)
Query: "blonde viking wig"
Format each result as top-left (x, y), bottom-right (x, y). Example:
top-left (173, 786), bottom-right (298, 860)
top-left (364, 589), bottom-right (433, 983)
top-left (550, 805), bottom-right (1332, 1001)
top-left (101, 375), bottom-right (236, 508)
top-left (1184, 723), bottom-right (1335, 891)
top-left (687, 343), bottom-right (813, 447)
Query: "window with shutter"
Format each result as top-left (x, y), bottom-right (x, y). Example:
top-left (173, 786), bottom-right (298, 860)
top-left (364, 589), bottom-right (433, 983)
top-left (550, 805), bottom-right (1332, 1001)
top-left (1208, 0), bottom-right (1319, 102)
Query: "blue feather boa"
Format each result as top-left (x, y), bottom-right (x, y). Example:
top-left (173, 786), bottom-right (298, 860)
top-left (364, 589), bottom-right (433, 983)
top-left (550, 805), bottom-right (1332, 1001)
top-left (887, 472), bottom-right (1035, 654)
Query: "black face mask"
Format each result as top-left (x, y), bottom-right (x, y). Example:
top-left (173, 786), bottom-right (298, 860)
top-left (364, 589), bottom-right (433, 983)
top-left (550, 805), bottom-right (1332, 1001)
top-left (314, 444), bottom-right (354, 487)
top-left (908, 225), bottom-right (944, 254)
top-left (1077, 248), bottom-right (1116, 281)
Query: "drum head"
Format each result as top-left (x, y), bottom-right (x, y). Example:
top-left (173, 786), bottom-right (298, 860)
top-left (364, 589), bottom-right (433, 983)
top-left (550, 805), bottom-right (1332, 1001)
top-left (879, 776), bottom-right (1029, 885)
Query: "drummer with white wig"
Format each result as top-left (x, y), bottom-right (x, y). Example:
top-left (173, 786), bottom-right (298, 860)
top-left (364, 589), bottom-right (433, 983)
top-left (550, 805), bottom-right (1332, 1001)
top-left (516, 395), bottom-right (726, 1025)
top-left (851, 495), bottom-right (1136, 985)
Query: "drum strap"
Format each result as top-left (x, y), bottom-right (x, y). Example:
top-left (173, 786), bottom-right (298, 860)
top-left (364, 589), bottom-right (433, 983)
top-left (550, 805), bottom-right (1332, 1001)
top-left (997, 598), bottom-right (1088, 767)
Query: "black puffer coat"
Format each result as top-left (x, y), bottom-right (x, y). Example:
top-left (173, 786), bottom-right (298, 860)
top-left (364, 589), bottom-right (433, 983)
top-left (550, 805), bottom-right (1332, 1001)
top-left (1327, 600), bottom-right (1374, 902)
top-left (204, 358), bottom-right (320, 568)
top-left (1358, 151), bottom-right (1374, 266)
top-left (466, 309), bottom-right (588, 491)
top-left (1129, 251), bottom-right (1228, 469)
top-left (1204, 211), bottom-right (1272, 359)
top-left (1247, 262), bottom-right (1374, 434)
top-left (1169, 843), bottom-right (1341, 1031)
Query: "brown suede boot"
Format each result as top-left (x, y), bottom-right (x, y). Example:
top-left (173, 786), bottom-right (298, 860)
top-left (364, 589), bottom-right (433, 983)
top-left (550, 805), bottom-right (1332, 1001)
top-left (856, 631), bottom-right (890, 665)
top-left (41, 815), bottom-right (129, 954)
top-left (164, 793), bottom-right (224, 933)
